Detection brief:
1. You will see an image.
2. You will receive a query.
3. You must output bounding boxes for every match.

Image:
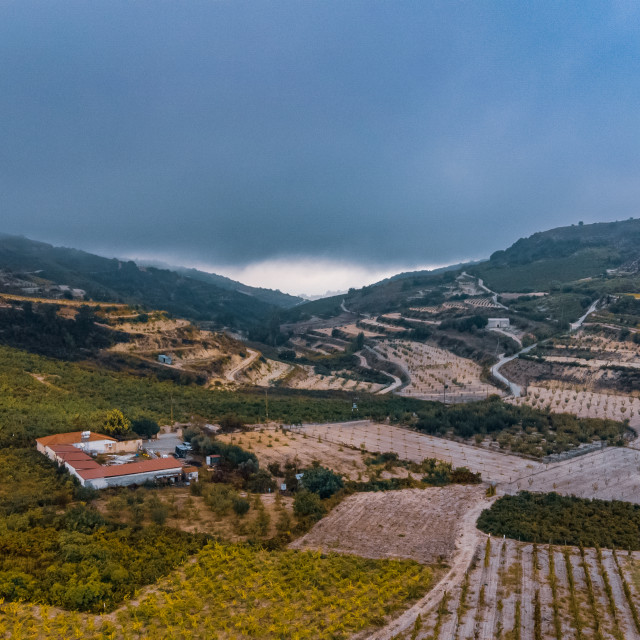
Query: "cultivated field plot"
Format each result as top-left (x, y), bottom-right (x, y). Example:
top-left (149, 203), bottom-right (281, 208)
top-left (564, 330), bottom-right (640, 366)
top-left (236, 358), bottom-right (385, 393)
top-left (384, 540), bottom-right (640, 640)
top-left (94, 486), bottom-right (296, 541)
top-left (218, 427), bottom-right (375, 480)
top-left (285, 364), bottom-right (386, 393)
top-left (359, 319), bottom-right (405, 334)
top-left (380, 312), bottom-right (440, 327)
top-left (290, 486), bottom-right (486, 564)
top-left (508, 386), bottom-right (640, 428)
top-left (236, 357), bottom-right (293, 386)
top-left (501, 357), bottom-right (640, 395)
top-left (0, 544), bottom-right (436, 640)
top-left (502, 446), bottom-right (640, 504)
top-left (298, 421), bottom-right (542, 484)
top-left (370, 340), bottom-right (501, 402)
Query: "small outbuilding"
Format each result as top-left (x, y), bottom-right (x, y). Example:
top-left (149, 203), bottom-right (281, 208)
top-left (158, 354), bottom-right (172, 365)
top-left (487, 318), bottom-right (510, 329)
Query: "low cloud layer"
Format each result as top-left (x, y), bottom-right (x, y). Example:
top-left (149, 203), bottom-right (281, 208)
top-left (3, 2), bottom-right (640, 291)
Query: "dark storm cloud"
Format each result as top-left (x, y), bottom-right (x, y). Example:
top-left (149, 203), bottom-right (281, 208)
top-left (2, 1), bottom-right (640, 269)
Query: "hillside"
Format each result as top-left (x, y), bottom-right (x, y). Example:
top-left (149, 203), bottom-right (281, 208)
top-left (142, 261), bottom-right (303, 309)
top-left (471, 218), bottom-right (640, 292)
top-left (0, 234), bottom-right (280, 330)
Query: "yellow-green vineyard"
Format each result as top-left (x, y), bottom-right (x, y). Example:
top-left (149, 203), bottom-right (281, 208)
top-left (0, 543), bottom-right (435, 640)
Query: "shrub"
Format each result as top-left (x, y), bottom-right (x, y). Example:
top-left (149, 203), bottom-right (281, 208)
top-left (232, 497), bottom-right (250, 516)
top-left (293, 490), bottom-right (325, 522)
top-left (299, 465), bottom-right (343, 499)
top-left (247, 469), bottom-right (276, 493)
top-left (131, 417), bottom-right (160, 439)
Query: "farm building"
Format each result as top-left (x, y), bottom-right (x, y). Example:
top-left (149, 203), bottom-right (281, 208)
top-left (36, 431), bottom-right (186, 489)
top-left (183, 465), bottom-right (199, 483)
top-left (487, 318), bottom-right (510, 329)
top-left (158, 354), bottom-right (172, 365)
top-left (36, 430), bottom-right (141, 456)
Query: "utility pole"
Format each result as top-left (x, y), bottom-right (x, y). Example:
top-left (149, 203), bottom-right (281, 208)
top-left (265, 388), bottom-right (269, 423)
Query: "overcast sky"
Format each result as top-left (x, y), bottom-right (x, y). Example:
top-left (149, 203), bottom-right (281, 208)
top-left (2, 2), bottom-right (640, 295)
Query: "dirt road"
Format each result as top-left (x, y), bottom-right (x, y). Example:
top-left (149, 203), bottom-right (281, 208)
top-left (224, 348), bottom-right (259, 381)
top-left (366, 496), bottom-right (491, 640)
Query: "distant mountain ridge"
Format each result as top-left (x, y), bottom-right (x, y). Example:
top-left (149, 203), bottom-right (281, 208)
top-left (0, 234), bottom-right (293, 329)
top-left (138, 260), bottom-right (302, 308)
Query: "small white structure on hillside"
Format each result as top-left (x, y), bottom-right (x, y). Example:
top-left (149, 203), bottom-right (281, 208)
top-left (158, 354), bottom-right (172, 365)
top-left (487, 318), bottom-right (510, 329)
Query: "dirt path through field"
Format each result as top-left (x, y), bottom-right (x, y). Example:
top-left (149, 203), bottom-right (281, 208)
top-left (224, 348), bottom-right (259, 381)
top-left (365, 496), bottom-right (491, 640)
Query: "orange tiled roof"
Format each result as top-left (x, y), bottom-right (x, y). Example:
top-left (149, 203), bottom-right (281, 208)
top-left (36, 431), bottom-right (117, 446)
top-left (77, 457), bottom-right (182, 480)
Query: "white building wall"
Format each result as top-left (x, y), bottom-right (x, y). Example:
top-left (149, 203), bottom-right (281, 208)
top-left (488, 318), bottom-right (510, 329)
top-left (85, 468), bottom-right (183, 489)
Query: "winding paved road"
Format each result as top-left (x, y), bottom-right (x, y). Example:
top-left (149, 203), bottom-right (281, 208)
top-left (491, 298), bottom-right (601, 397)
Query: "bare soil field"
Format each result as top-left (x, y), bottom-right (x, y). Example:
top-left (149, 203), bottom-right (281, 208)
top-left (218, 427), bottom-right (377, 480)
top-left (298, 421), bottom-right (542, 484)
top-left (507, 385), bottom-right (640, 428)
top-left (107, 314), bottom-right (248, 381)
top-left (380, 312), bottom-right (440, 327)
top-left (373, 539), bottom-right (640, 640)
top-left (235, 356), bottom-right (293, 386)
top-left (502, 445), bottom-right (640, 503)
top-left (290, 485), bottom-right (487, 565)
top-left (501, 356), bottom-right (640, 394)
top-left (297, 420), bottom-right (640, 504)
top-left (502, 328), bottom-right (640, 394)
top-left (370, 340), bottom-right (501, 402)
top-left (330, 322), bottom-right (386, 338)
top-left (235, 356), bottom-right (386, 393)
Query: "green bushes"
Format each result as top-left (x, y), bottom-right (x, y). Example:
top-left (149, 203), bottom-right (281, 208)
top-left (0, 344), bottom-right (436, 447)
top-left (0, 449), bottom-right (207, 612)
top-left (0, 506), bottom-right (206, 612)
top-left (478, 492), bottom-right (640, 549)
top-left (299, 465), bottom-right (344, 498)
top-left (293, 491), bottom-right (325, 523)
top-left (415, 396), bottom-right (626, 457)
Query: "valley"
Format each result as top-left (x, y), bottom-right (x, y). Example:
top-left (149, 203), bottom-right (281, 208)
top-left (3, 220), bottom-right (640, 639)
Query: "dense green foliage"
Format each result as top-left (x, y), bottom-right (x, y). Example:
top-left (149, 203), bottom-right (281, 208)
top-left (473, 218), bottom-right (640, 292)
top-left (131, 416), bottom-right (160, 438)
top-left (0, 448), bottom-right (206, 611)
top-left (293, 490), bottom-right (326, 522)
top-left (0, 302), bottom-right (122, 359)
top-left (299, 465), bottom-right (344, 498)
top-left (0, 449), bottom-right (82, 514)
top-left (362, 453), bottom-right (481, 487)
top-left (0, 508), bottom-right (204, 611)
top-left (0, 344), bottom-right (433, 446)
top-left (478, 492), bottom-right (640, 549)
top-left (415, 396), bottom-right (627, 457)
